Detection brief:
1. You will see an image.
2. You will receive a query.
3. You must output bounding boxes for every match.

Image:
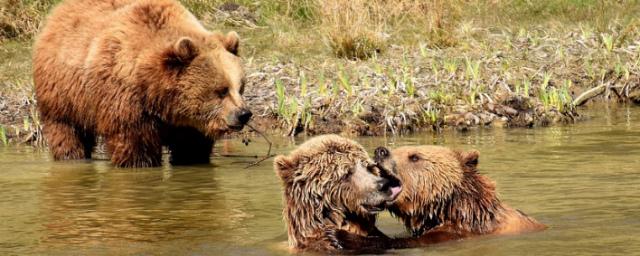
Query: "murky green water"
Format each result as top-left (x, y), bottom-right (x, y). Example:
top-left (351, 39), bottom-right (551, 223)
top-left (1, 104), bottom-right (639, 255)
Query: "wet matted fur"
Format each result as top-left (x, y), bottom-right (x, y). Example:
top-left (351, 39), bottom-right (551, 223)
top-left (274, 135), bottom-right (401, 252)
top-left (33, 0), bottom-right (248, 167)
top-left (333, 145), bottom-right (545, 251)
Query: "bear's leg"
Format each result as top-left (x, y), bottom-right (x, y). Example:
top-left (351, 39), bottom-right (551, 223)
top-left (165, 126), bottom-right (213, 165)
top-left (105, 129), bottom-right (162, 168)
top-left (43, 120), bottom-right (94, 160)
top-left (81, 132), bottom-right (96, 158)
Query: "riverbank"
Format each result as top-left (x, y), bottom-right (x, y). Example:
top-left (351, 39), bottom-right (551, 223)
top-left (2, 1), bottom-right (640, 145)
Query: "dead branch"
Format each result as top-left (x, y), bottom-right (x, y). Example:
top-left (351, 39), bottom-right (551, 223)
top-left (244, 123), bottom-right (275, 169)
top-left (572, 84), bottom-right (606, 106)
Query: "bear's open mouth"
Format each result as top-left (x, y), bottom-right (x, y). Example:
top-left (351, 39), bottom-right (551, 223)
top-left (362, 202), bottom-right (387, 213)
top-left (389, 186), bottom-right (402, 201)
top-left (362, 185), bottom-right (403, 213)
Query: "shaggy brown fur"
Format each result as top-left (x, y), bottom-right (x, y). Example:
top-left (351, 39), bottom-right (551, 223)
top-left (33, 0), bottom-right (251, 167)
top-left (274, 135), bottom-right (401, 252)
top-left (384, 146), bottom-right (546, 238)
top-left (334, 146), bottom-right (545, 251)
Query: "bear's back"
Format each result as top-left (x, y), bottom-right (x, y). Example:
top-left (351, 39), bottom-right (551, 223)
top-left (34, 0), bottom-right (135, 67)
top-left (33, 0), bottom-right (208, 128)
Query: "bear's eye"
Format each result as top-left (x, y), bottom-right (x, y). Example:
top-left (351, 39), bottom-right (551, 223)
top-left (409, 154), bottom-right (421, 162)
top-left (341, 170), bottom-right (353, 181)
top-left (217, 87), bottom-right (229, 98)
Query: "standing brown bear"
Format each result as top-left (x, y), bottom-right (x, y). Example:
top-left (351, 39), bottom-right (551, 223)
top-left (33, 0), bottom-right (251, 167)
top-left (274, 135), bottom-right (402, 253)
top-left (336, 146), bottom-right (546, 250)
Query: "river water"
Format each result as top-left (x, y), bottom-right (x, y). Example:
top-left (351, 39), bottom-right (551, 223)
top-left (1, 104), bottom-right (639, 255)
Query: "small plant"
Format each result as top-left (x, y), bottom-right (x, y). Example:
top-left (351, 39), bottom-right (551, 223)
top-left (421, 108), bottom-right (440, 125)
top-left (522, 78), bottom-right (531, 97)
top-left (539, 73), bottom-right (552, 108)
top-left (546, 80), bottom-right (574, 112)
top-left (317, 72), bottom-right (328, 96)
top-left (405, 77), bottom-right (415, 97)
top-left (468, 83), bottom-right (485, 105)
top-left (430, 61), bottom-right (440, 78)
top-left (429, 89), bottom-right (454, 105)
top-left (601, 33), bottom-right (615, 52)
top-left (464, 58), bottom-right (481, 81)
top-left (351, 99), bottom-right (364, 117)
top-left (443, 59), bottom-right (458, 76)
top-left (419, 43), bottom-right (429, 58)
top-left (337, 65), bottom-right (352, 96)
top-left (275, 78), bottom-right (286, 115)
top-left (299, 71), bottom-right (308, 96)
top-left (0, 126), bottom-right (7, 146)
top-left (400, 54), bottom-right (415, 97)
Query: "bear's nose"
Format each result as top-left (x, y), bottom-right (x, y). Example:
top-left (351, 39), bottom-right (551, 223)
top-left (237, 109), bottom-right (253, 125)
top-left (374, 147), bottom-right (390, 161)
top-left (377, 177), bottom-right (390, 191)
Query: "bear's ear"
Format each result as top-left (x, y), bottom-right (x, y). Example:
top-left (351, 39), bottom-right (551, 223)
top-left (165, 37), bottom-right (199, 67)
top-left (224, 31), bottom-right (240, 55)
top-left (461, 150), bottom-right (479, 170)
top-left (274, 155), bottom-right (295, 183)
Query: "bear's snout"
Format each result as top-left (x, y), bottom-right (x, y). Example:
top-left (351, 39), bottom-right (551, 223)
top-left (228, 108), bottom-right (253, 130)
top-left (236, 108), bottom-right (253, 125)
top-left (378, 169), bottom-right (402, 201)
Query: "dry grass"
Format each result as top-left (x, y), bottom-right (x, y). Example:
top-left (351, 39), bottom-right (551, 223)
top-left (0, 0), bottom-right (59, 40)
top-left (315, 0), bottom-right (463, 59)
top-left (317, 0), bottom-right (387, 59)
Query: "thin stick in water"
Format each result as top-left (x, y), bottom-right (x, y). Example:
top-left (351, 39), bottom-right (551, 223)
top-left (244, 123), bottom-right (275, 169)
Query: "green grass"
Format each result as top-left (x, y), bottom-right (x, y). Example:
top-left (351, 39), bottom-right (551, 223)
top-left (0, 126), bottom-right (7, 146)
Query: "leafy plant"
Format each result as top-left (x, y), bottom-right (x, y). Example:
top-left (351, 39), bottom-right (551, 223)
top-left (0, 126), bottom-right (7, 146)
top-left (601, 33), bottom-right (615, 52)
top-left (464, 58), bottom-right (480, 81)
top-left (337, 65), bottom-right (352, 96)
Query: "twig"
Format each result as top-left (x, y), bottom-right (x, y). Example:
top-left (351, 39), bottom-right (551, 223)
top-left (244, 123), bottom-right (275, 169)
top-left (217, 154), bottom-right (260, 158)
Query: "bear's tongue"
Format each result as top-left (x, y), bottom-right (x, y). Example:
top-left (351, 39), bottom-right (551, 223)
top-left (390, 186), bottom-right (402, 199)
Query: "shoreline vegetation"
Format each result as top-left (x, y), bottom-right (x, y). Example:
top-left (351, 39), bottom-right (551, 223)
top-left (2, 0), bottom-right (640, 146)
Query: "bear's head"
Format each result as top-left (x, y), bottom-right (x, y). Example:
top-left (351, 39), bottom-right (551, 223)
top-left (274, 135), bottom-right (402, 249)
top-left (152, 31), bottom-right (251, 137)
top-left (375, 145), bottom-right (501, 236)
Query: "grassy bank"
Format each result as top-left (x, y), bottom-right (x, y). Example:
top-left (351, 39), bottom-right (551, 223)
top-left (2, 0), bottom-right (640, 145)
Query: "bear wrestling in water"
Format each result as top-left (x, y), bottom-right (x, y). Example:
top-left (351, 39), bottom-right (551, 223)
top-left (334, 146), bottom-right (546, 251)
top-left (273, 135), bottom-right (402, 253)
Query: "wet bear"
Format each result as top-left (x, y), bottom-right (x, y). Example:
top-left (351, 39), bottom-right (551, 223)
top-left (273, 135), bottom-right (401, 252)
top-left (335, 145), bottom-right (545, 250)
top-left (33, 0), bottom-right (251, 167)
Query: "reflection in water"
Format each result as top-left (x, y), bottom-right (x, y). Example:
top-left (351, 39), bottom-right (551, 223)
top-left (1, 104), bottom-right (639, 255)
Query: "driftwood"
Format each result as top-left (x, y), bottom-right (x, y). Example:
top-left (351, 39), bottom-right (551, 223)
top-left (572, 84), bottom-right (606, 106)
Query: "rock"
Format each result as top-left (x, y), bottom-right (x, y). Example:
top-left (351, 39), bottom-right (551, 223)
top-left (477, 112), bottom-right (494, 125)
top-left (502, 106), bottom-right (518, 116)
top-left (493, 117), bottom-right (507, 128)
top-left (630, 90), bottom-right (640, 105)
top-left (464, 112), bottom-right (480, 125)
